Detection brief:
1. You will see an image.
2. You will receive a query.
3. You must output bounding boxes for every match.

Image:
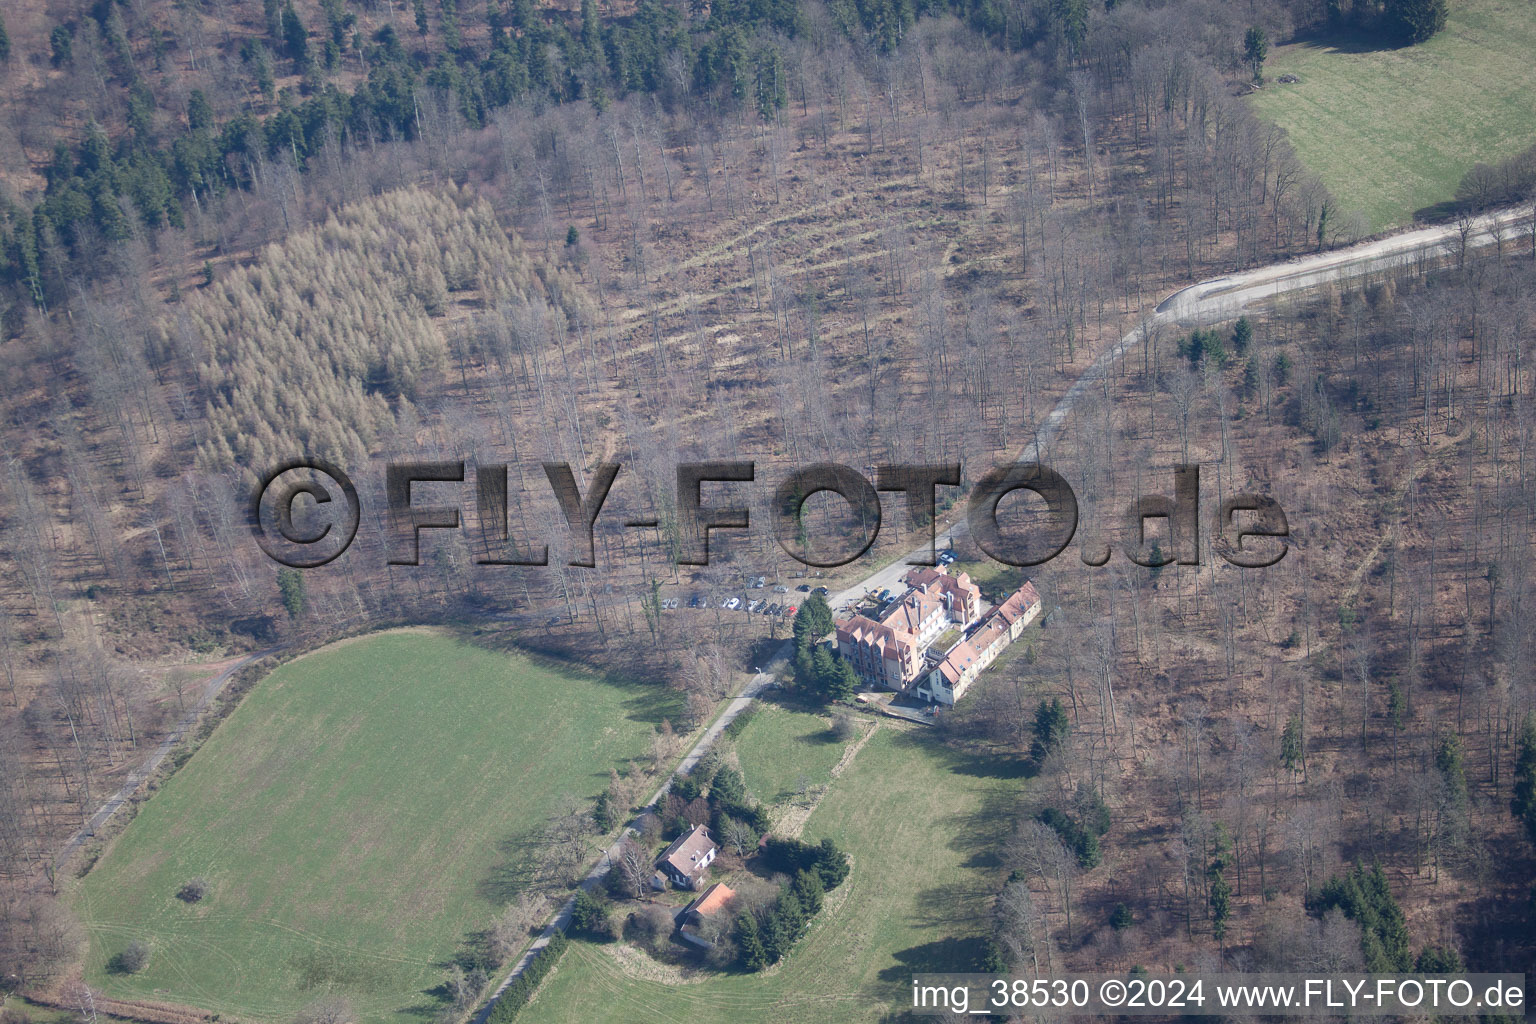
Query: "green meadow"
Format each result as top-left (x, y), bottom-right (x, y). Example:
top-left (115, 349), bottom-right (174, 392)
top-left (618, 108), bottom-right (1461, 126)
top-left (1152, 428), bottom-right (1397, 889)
top-left (1249, 0), bottom-right (1536, 229)
top-left (72, 630), bottom-right (678, 1023)
top-left (519, 723), bottom-right (1022, 1024)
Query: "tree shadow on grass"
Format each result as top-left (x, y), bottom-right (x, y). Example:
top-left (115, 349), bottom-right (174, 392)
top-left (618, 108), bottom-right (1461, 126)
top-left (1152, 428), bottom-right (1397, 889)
top-left (438, 623), bottom-right (688, 738)
top-left (442, 623), bottom-right (672, 693)
top-left (937, 785), bottom-right (1017, 865)
top-left (1281, 23), bottom-right (1416, 56)
top-left (398, 997), bottom-right (448, 1021)
top-left (863, 935), bottom-right (1000, 1020)
top-left (474, 828), bottom-right (546, 905)
top-left (754, 687), bottom-right (826, 716)
top-left (887, 727), bottom-right (1035, 781)
top-left (800, 726), bottom-right (843, 746)
top-left (621, 685), bottom-right (687, 728)
top-left (404, 969), bottom-right (488, 1019)
top-left (746, 636), bottom-right (790, 669)
top-left (1413, 199), bottom-right (1461, 224)
top-left (872, 934), bottom-right (996, 984)
top-left (287, 947), bottom-right (397, 991)
top-left (906, 882), bottom-right (1001, 931)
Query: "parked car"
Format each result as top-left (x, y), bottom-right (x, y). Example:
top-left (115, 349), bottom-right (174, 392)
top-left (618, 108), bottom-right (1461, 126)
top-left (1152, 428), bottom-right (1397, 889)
top-left (796, 584), bottom-right (811, 592)
top-left (756, 576), bottom-right (767, 587)
top-left (786, 605), bottom-right (797, 615)
top-left (763, 602), bottom-right (776, 615)
top-left (747, 600), bottom-right (761, 612)
top-left (774, 585), bottom-right (789, 593)
top-left (688, 593), bottom-right (704, 608)
top-left (726, 597), bottom-right (741, 610)
top-left (813, 586), bottom-right (829, 596)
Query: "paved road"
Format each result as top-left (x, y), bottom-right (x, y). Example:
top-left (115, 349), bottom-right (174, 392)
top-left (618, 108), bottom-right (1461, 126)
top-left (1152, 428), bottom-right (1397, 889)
top-left (54, 647), bottom-right (283, 870)
top-left (474, 202), bottom-right (1535, 1015)
top-left (474, 649), bottom-right (791, 1019)
top-left (826, 202), bottom-right (1536, 610)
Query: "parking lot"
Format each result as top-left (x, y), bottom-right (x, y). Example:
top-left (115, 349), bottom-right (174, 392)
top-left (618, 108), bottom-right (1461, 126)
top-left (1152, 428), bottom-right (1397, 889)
top-left (651, 572), bottom-right (838, 621)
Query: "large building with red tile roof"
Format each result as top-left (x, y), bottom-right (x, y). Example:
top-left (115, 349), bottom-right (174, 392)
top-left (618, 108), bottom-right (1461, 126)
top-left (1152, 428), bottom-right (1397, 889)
top-left (835, 614), bottom-right (923, 690)
top-left (834, 570), bottom-right (1042, 707)
top-left (834, 566), bottom-right (984, 691)
top-left (915, 580), bottom-right (1043, 705)
top-left (902, 566), bottom-right (983, 626)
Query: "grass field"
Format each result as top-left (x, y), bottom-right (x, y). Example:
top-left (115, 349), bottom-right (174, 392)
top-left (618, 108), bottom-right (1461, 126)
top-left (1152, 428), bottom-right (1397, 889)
top-left (71, 630), bottom-right (679, 1024)
top-left (729, 705), bottom-right (849, 806)
top-left (4, 997), bottom-right (77, 1024)
top-left (517, 724), bottom-right (1022, 1024)
top-left (1248, 0), bottom-right (1536, 229)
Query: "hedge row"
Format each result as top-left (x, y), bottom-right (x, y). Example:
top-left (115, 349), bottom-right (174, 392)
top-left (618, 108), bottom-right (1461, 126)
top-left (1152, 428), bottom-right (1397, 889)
top-left (485, 930), bottom-right (569, 1024)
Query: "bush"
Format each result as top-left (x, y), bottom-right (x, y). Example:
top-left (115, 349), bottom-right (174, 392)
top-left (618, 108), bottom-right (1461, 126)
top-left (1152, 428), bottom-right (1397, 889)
top-left (177, 877), bottom-right (209, 903)
top-left (759, 836), bottom-right (850, 890)
top-left (691, 748), bottom-right (723, 787)
top-left (1178, 327), bottom-right (1227, 368)
top-left (738, 869), bottom-right (838, 970)
top-left (671, 773), bottom-right (703, 804)
top-left (109, 938), bottom-right (151, 974)
top-left (293, 995), bottom-right (355, 1024)
top-left (974, 936), bottom-right (1007, 973)
top-left (707, 764), bottom-right (772, 837)
top-left (1272, 352), bottom-right (1292, 387)
top-left (1308, 862), bottom-right (1412, 972)
top-left (623, 903), bottom-right (677, 953)
top-left (1036, 807), bottom-right (1101, 869)
top-left (570, 888), bottom-right (614, 940)
top-left (593, 790), bottom-right (619, 831)
top-left (709, 765), bottom-right (745, 804)
top-left (1029, 698), bottom-right (1070, 764)
top-left (1075, 786), bottom-right (1112, 837)
top-left (1110, 903), bottom-right (1134, 930)
top-left (1231, 316), bottom-right (1253, 355)
top-left (485, 931), bottom-right (568, 1024)
top-left (1386, 0), bottom-right (1447, 43)
top-left (723, 704), bottom-right (758, 739)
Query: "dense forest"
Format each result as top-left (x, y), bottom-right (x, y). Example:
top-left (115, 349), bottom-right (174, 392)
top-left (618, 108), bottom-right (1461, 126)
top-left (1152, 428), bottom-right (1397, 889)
top-left (0, 0), bottom-right (1362, 315)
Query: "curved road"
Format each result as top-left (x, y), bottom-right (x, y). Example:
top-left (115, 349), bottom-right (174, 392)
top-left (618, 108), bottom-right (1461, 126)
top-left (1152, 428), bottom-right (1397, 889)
top-left (474, 201), bottom-right (1534, 1016)
top-left (825, 202), bottom-right (1535, 612)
